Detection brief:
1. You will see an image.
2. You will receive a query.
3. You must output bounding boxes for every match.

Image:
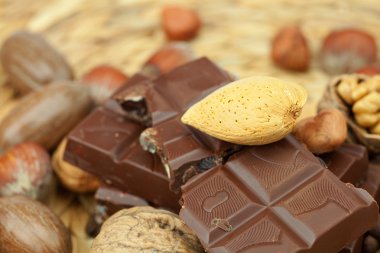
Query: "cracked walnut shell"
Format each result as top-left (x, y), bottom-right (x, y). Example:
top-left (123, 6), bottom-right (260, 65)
top-left (90, 206), bottom-right (204, 253)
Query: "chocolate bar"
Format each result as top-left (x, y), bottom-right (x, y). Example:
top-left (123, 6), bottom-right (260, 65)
top-left (319, 143), bottom-right (368, 186)
top-left (180, 135), bottom-right (378, 253)
top-left (363, 159), bottom-right (380, 204)
top-left (339, 237), bottom-right (363, 253)
top-left (114, 58), bottom-right (241, 193)
top-left (95, 186), bottom-right (149, 216)
top-left (64, 74), bottom-right (180, 212)
top-left (86, 186), bottom-right (151, 237)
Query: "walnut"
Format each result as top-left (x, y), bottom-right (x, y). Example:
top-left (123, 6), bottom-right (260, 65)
top-left (335, 75), bottom-right (380, 133)
top-left (89, 206), bottom-right (205, 253)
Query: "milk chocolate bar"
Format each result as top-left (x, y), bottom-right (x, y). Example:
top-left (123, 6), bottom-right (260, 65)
top-left (180, 135), bottom-right (378, 253)
top-left (114, 58), bottom-right (240, 193)
top-left (64, 75), bottom-right (180, 211)
top-left (319, 143), bottom-right (368, 186)
top-left (339, 237), bottom-right (363, 253)
top-left (363, 159), bottom-right (380, 204)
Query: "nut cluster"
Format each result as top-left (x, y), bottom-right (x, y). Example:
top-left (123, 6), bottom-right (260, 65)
top-left (336, 75), bottom-right (380, 134)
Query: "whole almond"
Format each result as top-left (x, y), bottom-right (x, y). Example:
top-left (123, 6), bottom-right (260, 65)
top-left (0, 31), bottom-right (73, 95)
top-left (0, 82), bottom-right (92, 153)
top-left (181, 76), bottom-right (307, 145)
top-left (161, 6), bottom-right (201, 41)
top-left (271, 25), bottom-right (310, 71)
top-left (293, 108), bottom-right (347, 154)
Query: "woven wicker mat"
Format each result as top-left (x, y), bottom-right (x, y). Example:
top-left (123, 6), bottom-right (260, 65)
top-left (1, 0), bottom-right (380, 252)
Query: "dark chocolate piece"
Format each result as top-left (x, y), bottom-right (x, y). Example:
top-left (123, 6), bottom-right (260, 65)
top-left (114, 58), bottom-right (240, 193)
top-left (87, 186), bottom-right (151, 237)
top-left (95, 186), bottom-right (149, 215)
top-left (64, 75), bottom-right (180, 212)
top-left (180, 136), bottom-right (378, 253)
top-left (319, 143), bottom-right (368, 186)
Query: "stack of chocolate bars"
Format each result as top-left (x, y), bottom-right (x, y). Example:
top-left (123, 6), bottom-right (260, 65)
top-left (64, 58), bottom-right (379, 252)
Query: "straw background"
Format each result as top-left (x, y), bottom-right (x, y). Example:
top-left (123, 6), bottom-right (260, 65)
top-left (1, 0), bottom-right (380, 252)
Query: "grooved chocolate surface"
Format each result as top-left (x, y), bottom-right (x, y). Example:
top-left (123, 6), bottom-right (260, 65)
top-left (64, 74), bottom-right (180, 212)
top-left (114, 57), bottom-right (240, 193)
top-left (319, 143), bottom-right (368, 186)
top-left (180, 136), bottom-right (378, 253)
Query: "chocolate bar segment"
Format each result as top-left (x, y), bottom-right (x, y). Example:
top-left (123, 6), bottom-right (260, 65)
top-left (319, 143), bottom-right (368, 186)
top-left (115, 58), bottom-right (240, 192)
top-left (95, 186), bottom-right (149, 215)
top-left (180, 136), bottom-right (378, 253)
top-left (64, 75), bottom-right (180, 211)
top-left (363, 159), bottom-right (380, 204)
top-left (339, 237), bottom-right (363, 253)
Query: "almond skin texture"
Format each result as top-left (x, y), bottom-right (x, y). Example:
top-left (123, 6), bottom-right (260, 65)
top-left (293, 108), bottom-right (347, 154)
top-left (0, 31), bottom-right (73, 95)
top-left (141, 42), bottom-right (196, 77)
top-left (271, 25), bottom-right (310, 71)
top-left (320, 28), bottom-right (377, 75)
top-left (0, 82), bottom-right (92, 153)
top-left (162, 6), bottom-right (201, 41)
top-left (82, 65), bottom-right (128, 104)
top-left (181, 76), bottom-right (307, 145)
top-left (0, 142), bottom-right (52, 199)
top-left (0, 195), bottom-right (72, 253)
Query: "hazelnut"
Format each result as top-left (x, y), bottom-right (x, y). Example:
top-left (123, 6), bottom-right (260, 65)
top-left (82, 64), bottom-right (129, 104)
top-left (161, 6), bottom-right (201, 41)
top-left (0, 142), bottom-right (52, 199)
top-left (356, 65), bottom-right (380, 76)
top-left (271, 25), bottom-right (310, 71)
top-left (52, 138), bottom-right (100, 193)
top-left (0, 195), bottom-right (72, 253)
top-left (141, 42), bottom-right (196, 77)
top-left (293, 108), bottom-right (347, 154)
top-left (90, 206), bottom-right (204, 253)
top-left (320, 28), bottom-right (377, 75)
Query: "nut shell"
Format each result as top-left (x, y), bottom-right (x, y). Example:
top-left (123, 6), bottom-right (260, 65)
top-left (82, 65), bottom-right (128, 104)
top-left (318, 74), bottom-right (380, 154)
top-left (0, 142), bottom-right (52, 199)
top-left (320, 28), bottom-right (377, 75)
top-left (182, 76), bottom-right (307, 145)
top-left (141, 42), bottom-right (196, 77)
top-left (53, 138), bottom-right (100, 193)
top-left (271, 25), bottom-right (310, 71)
top-left (0, 195), bottom-right (72, 253)
top-left (0, 82), bottom-right (93, 153)
top-left (90, 206), bottom-right (204, 253)
top-left (293, 108), bottom-right (347, 154)
top-left (0, 31), bottom-right (73, 95)
top-left (161, 6), bottom-right (201, 41)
